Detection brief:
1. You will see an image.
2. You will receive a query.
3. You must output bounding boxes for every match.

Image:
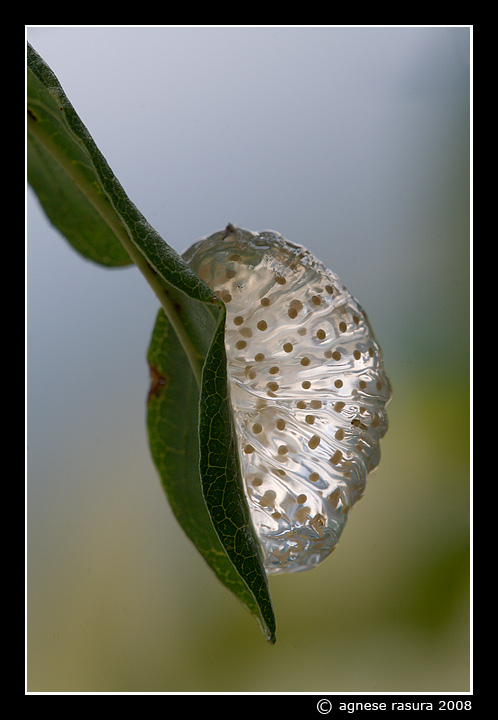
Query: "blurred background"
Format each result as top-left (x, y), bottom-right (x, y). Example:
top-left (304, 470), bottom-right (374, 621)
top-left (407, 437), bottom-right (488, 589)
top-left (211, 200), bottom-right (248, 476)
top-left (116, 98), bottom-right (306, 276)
top-left (26, 26), bottom-right (470, 692)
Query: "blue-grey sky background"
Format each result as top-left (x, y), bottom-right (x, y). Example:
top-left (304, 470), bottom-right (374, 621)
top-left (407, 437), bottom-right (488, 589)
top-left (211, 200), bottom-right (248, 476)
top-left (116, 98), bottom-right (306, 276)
top-left (27, 26), bottom-right (470, 692)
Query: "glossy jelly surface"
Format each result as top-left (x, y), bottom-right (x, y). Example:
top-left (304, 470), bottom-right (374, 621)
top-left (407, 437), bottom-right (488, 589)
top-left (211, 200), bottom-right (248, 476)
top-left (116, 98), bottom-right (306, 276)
top-left (184, 226), bottom-right (391, 574)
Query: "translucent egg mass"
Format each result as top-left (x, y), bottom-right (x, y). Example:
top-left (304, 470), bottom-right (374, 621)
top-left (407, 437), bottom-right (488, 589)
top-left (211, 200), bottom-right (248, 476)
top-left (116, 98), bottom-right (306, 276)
top-left (184, 225), bottom-right (391, 575)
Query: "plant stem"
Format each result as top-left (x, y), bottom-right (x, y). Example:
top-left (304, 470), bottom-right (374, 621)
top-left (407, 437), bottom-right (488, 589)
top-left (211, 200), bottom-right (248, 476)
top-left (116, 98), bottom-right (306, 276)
top-left (109, 233), bottom-right (204, 389)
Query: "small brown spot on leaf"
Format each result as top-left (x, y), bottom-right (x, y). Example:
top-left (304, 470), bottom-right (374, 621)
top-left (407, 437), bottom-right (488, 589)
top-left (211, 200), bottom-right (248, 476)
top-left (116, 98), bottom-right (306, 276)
top-left (148, 364), bottom-right (168, 401)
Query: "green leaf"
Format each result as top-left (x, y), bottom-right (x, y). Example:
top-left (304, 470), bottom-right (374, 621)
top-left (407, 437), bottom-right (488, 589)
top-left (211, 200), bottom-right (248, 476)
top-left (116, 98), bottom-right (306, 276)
top-left (27, 45), bottom-right (132, 267)
top-left (147, 310), bottom-right (275, 642)
top-left (199, 316), bottom-right (276, 640)
top-left (27, 43), bottom-right (276, 642)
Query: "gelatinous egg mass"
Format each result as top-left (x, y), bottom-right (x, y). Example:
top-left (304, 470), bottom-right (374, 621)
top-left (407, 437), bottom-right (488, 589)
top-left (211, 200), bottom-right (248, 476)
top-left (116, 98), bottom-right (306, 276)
top-left (184, 226), bottom-right (391, 575)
